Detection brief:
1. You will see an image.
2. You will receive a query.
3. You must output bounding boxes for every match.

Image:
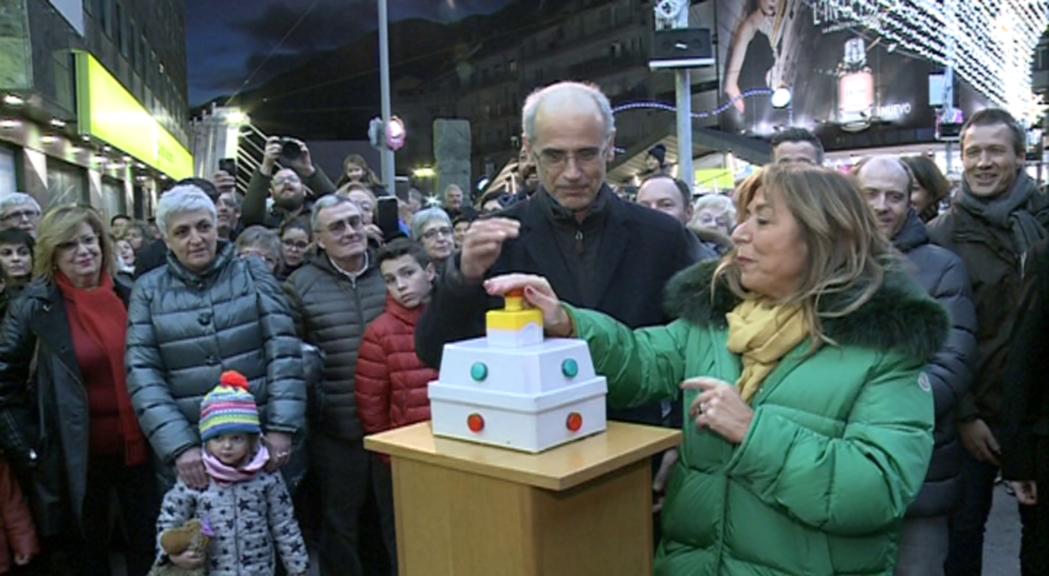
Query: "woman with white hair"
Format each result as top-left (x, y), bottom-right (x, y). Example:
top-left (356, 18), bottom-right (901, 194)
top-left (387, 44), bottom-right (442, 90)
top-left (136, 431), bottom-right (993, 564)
top-left (691, 193), bottom-right (737, 255)
top-left (0, 192), bottom-right (42, 238)
top-left (125, 184), bottom-right (306, 492)
top-left (411, 207), bottom-right (454, 268)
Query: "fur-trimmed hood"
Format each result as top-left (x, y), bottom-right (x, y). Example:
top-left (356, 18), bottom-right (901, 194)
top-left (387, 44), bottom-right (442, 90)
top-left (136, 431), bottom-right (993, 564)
top-left (662, 260), bottom-right (948, 364)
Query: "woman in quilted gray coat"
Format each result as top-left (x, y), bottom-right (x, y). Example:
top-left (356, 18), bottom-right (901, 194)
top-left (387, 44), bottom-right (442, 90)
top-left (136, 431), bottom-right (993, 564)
top-left (154, 371), bottom-right (307, 575)
top-left (126, 184), bottom-right (306, 491)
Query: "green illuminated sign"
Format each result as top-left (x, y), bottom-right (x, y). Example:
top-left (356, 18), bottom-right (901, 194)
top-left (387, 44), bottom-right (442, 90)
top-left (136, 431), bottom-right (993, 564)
top-left (75, 52), bottom-right (192, 179)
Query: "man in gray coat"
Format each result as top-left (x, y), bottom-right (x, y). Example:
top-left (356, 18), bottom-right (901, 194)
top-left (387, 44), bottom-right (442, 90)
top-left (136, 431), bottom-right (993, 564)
top-left (858, 156), bottom-right (977, 575)
top-left (283, 195), bottom-right (388, 576)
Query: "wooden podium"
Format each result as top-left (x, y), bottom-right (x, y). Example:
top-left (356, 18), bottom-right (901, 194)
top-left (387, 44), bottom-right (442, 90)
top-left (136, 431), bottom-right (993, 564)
top-left (364, 421), bottom-right (681, 576)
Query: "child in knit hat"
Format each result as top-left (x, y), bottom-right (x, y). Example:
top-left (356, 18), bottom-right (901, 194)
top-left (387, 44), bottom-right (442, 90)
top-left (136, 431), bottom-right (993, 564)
top-left (153, 371), bottom-right (308, 575)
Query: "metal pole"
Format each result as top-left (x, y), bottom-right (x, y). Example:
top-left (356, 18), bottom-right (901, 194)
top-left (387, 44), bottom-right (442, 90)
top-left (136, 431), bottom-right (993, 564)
top-left (378, 0), bottom-right (395, 194)
top-left (676, 69), bottom-right (693, 191)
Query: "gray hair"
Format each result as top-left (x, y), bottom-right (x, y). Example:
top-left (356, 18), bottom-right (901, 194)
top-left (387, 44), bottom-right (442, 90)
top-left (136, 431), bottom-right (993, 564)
top-left (411, 207), bottom-right (451, 240)
top-left (236, 225), bottom-right (282, 262)
top-left (310, 194), bottom-right (355, 232)
top-left (156, 184), bottom-right (217, 238)
top-left (522, 82), bottom-right (615, 143)
top-left (0, 192), bottom-right (41, 215)
top-left (694, 194), bottom-right (736, 220)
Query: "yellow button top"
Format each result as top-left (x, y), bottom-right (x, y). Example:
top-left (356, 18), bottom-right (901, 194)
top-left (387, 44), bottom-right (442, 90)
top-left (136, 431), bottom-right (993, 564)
top-left (486, 290), bottom-right (543, 332)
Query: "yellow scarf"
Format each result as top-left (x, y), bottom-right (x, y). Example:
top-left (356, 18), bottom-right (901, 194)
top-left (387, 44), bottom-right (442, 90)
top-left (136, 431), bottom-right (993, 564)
top-left (726, 300), bottom-right (808, 404)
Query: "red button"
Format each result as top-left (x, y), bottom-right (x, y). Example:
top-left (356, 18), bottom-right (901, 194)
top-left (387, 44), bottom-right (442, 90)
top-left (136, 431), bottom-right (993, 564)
top-left (566, 412), bottom-right (583, 432)
top-left (467, 413), bottom-right (485, 433)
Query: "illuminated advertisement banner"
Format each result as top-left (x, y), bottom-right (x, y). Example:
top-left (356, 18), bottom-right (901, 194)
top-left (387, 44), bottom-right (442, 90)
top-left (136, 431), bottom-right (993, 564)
top-left (75, 52), bottom-right (193, 179)
top-left (715, 0), bottom-right (988, 143)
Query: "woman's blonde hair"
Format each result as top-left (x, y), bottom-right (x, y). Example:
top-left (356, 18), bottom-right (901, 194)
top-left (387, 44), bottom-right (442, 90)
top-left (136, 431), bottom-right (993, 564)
top-left (713, 164), bottom-right (892, 349)
top-left (33, 204), bottom-right (116, 282)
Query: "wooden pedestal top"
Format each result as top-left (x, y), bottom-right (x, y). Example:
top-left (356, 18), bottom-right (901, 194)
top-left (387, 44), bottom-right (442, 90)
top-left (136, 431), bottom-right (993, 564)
top-left (364, 421), bottom-right (681, 491)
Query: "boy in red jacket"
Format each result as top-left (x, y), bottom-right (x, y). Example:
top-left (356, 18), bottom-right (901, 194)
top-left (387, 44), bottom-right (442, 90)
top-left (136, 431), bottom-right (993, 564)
top-left (355, 238), bottom-right (438, 572)
top-left (356, 238), bottom-right (439, 435)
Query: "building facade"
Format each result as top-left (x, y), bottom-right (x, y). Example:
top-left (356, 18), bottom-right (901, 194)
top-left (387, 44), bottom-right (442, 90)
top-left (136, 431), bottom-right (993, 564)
top-left (0, 0), bottom-right (191, 219)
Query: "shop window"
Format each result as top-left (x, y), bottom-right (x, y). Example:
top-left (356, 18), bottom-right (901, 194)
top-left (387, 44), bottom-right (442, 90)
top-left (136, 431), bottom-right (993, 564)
top-left (46, 158), bottom-right (88, 207)
top-left (0, 146), bottom-right (16, 196)
top-left (102, 177), bottom-right (126, 220)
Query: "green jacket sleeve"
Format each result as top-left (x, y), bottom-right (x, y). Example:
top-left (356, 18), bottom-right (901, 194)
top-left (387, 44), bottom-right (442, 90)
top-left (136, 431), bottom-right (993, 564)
top-left (568, 305), bottom-right (690, 409)
top-left (724, 351), bottom-right (934, 536)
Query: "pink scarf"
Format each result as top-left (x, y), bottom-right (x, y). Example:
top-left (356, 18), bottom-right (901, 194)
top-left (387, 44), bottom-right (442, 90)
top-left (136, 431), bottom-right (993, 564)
top-left (203, 445), bottom-right (270, 484)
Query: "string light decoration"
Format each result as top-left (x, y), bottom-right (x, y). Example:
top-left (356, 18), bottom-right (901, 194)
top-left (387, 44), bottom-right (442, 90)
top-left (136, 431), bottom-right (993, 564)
top-left (820, 0), bottom-right (1049, 123)
top-left (613, 88), bottom-right (775, 118)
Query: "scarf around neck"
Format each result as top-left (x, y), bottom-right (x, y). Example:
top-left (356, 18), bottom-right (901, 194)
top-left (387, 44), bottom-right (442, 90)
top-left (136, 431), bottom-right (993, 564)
top-left (957, 171), bottom-right (1045, 255)
top-left (726, 300), bottom-right (808, 404)
top-left (203, 444), bottom-right (269, 484)
top-left (55, 272), bottom-right (147, 466)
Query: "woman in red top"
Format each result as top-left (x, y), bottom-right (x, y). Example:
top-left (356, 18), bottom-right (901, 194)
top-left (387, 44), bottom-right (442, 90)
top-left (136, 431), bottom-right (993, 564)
top-left (0, 205), bottom-right (155, 576)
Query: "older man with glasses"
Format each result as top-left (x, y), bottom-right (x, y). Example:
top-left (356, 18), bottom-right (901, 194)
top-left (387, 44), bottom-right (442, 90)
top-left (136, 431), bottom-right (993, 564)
top-left (282, 194), bottom-right (390, 576)
top-left (0, 192), bottom-right (42, 238)
top-left (415, 81), bottom-right (697, 468)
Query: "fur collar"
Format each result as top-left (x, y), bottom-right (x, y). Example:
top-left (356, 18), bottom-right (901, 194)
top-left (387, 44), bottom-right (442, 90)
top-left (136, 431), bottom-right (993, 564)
top-left (662, 260), bottom-right (948, 364)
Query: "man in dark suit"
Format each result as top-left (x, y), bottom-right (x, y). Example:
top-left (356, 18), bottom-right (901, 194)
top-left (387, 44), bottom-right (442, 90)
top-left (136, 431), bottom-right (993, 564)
top-left (415, 81), bottom-right (696, 429)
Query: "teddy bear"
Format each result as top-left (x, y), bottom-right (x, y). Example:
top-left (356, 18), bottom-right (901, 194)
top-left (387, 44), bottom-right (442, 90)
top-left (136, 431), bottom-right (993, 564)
top-left (147, 518), bottom-right (211, 576)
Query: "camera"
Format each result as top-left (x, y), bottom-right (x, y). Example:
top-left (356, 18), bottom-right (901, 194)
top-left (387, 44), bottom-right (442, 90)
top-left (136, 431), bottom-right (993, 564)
top-left (279, 138), bottom-right (301, 161)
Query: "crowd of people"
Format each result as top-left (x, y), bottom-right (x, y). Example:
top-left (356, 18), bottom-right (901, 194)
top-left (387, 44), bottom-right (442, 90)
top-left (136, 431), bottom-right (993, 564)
top-left (0, 79), bottom-right (1045, 576)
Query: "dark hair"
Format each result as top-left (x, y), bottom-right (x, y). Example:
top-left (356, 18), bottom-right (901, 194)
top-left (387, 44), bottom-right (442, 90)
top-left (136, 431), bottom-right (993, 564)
top-left (175, 177), bottom-right (220, 201)
top-left (110, 214), bottom-right (130, 226)
top-left (770, 127), bottom-right (825, 163)
top-left (377, 237), bottom-right (431, 270)
top-left (961, 108), bottom-right (1026, 157)
top-left (452, 214), bottom-right (476, 227)
top-left (647, 144), bottom-right (667, 166)
top-left (901, 155), bottom-right (950, 204)
top-left (640, 174), bottom-right (692, 207)
top-left (279, 216), bottom-right (311, 240)
top-left (0, 228), bottom-right (34, 254)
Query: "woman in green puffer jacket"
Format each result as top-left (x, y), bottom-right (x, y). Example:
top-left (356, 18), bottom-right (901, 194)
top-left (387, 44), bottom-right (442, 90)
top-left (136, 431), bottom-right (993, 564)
top-left (485, 164), bottom-right (947, 575)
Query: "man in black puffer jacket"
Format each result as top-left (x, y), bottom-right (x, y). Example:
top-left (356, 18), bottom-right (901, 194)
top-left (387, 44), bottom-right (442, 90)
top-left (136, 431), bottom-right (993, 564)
top-left (283, 195), bottom-right (388, 576)
top-left (858, 156), bottom-right (977, 575)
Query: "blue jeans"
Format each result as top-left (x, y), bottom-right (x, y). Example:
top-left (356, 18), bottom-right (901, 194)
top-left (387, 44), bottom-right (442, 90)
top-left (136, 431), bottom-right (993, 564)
top-left (945, 448), bottom-right (1038, 575)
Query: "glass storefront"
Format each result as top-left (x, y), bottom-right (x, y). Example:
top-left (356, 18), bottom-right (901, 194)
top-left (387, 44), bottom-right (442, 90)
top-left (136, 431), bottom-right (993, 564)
top-left (0, 146), bottom-right (16, 196)
top-left (46, 157), bottom-right (88, 206)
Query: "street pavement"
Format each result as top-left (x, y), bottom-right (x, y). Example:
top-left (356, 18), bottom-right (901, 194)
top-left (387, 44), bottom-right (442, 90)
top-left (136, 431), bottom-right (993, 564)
top-left (984, 483), bottom-right (1022, 576)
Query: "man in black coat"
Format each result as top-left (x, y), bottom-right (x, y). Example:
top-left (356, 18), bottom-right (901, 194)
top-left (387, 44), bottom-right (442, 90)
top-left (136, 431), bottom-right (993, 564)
top-left (858, 156), bottom-right (977, 575)
top-left (415, 81), bottom-right (697, 430)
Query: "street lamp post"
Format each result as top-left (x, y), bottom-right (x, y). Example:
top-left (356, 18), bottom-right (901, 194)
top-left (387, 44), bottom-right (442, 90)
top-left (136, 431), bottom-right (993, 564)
top-left (378, 0), bottom-right (395, 194)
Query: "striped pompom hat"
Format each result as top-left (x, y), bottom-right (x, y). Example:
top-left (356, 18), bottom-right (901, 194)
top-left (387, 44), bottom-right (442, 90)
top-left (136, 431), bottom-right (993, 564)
top-left (199, 370), bottom-right (261, 442)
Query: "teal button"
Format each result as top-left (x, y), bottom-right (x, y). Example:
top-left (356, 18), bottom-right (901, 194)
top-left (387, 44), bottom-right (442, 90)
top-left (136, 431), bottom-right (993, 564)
top-left (561, 358), bottom-right (579, 378)
top-left (470, 362), bottom-right (488, 382)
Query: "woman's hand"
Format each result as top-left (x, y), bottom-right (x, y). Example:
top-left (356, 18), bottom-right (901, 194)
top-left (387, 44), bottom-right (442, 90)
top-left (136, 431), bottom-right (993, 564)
top-left (363, 224), bottom-right (385, 246)
top-left (681, 377), bottom-right (754, 444)
top-left (483, 274), bottom-right (572, 337)
top-left (169, 549), bottom-right (205, 570)
top-left (264, 432), bottom-right (293, 472)
top-left (175, 447), bottom-right (208, 490)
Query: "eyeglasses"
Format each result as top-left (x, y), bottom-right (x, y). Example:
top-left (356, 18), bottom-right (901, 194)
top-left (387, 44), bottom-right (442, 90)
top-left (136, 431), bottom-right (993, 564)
top-left (536, 147), bottom-right (605, 170)
top-left (325, 216), bottom-right (363, 236)
top-left (282, 239), bottom-right (309, 250)
top-left (273, 175), bottom-right (301, 186)
top-left (0, 209), bottom-right (40, 223)
top-left (56, 234), bottom-right (99, 252)
top-left (421, 226), bottom-right (453, 241)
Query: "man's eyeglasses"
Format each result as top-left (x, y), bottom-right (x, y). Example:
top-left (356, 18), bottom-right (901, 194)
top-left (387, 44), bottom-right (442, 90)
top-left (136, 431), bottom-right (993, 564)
top-left (421, 226), bottom-right (453, 241)
top-left (326, 216), bottom-right (363, 235)
top-left (536, 147), bottom-right (604, 170)
top-left (0, 209), bottom-right (41, 223)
